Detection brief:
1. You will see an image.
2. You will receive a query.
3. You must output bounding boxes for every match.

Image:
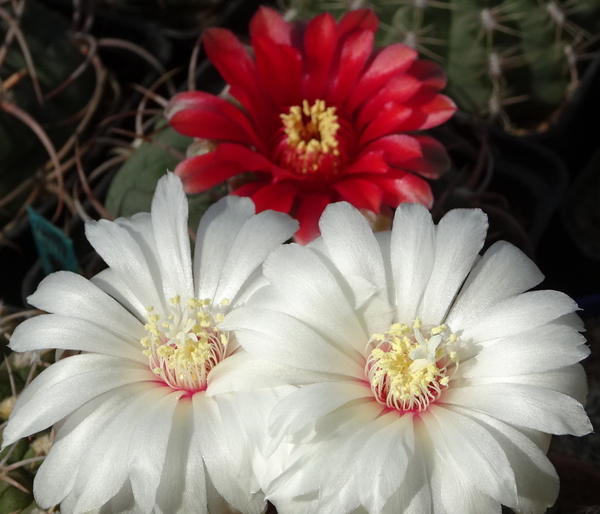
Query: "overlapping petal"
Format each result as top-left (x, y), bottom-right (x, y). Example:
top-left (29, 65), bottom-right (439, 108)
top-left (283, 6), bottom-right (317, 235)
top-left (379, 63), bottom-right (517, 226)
top-left (4, 173), bottom-right (297, 514)
top-left (168, 7), bottom-right (456, 243)
top-left (229, 201), bottom-right (591, 514)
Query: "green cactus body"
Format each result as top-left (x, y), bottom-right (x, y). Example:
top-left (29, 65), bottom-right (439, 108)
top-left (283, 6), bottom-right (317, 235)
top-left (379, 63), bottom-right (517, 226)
top-left (286, 0), bottom-right (600, 130)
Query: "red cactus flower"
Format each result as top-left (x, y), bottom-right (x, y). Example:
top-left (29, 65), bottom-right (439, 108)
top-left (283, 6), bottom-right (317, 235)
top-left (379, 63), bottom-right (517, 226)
top-left (167, 7), bottom-right (456, 243)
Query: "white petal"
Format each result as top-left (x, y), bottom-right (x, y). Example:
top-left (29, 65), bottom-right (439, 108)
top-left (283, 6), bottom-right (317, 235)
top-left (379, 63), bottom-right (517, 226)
top-left (207, 352), bottom-right (337, 396)
top-left (390, 203), bottom-right (435, 322)
top-left (551, 312), bottom-right (585, 331)
top-left (439, 469), bottom-right (500, 514)
top-left (268, 382), bottom-right (374, 453)
top-left (3, 354), bottom-right (154, 446)
top-left (150, 173), bottom-right (194, 300)
top-left (85, 218), bottom-right (165, 312)
top-left (128, 390), bottom-right (184, 513)
top-left (459, 290), bottom-right (579, 342)
top-left (459, 324), bottom-right (589, 378)
top-left (194, 196), bottom-right (254, 300)
top-left (428, 405), bottom-right (517, 506)
top-left (357, 413), bottom-right (415, 514)
top-left (34, 383), bottom-right (153, 508)
top-left (91, 268), bottom-right (147, 321)
top-left (446, 241), bottom-right (544, 330)
top-left (319, 202), bottom-right (387, 302)
top-left (381, 433), bottom-right (431, 514)
top-left (222, 307), bottom-right (364, 377)
top-left (451, 405), bottom-right (559, 514)
top-left (440, 382), bottom-right (592, 436)
top-left (268, 401), bottom-right (383, 503)
top-left (193, 394), bottom-right (264, 514)
top-left (10, 314), bottom-right (145, 363)
top-left (262, 244), bottom-right (368, 355)
top-left (214, 393), bottom-right (260, 495)
top-left (27, 271), bottom-right (145, 340)
top-left (229, 387), bottom-right (288, 461)
top-left (419, 208), bottom-right (488, 325)
top-left (483, 364), bottom-right (589, 406)
top-left (96, 480), bottom-right (138, 514)
top-left (213, 210), bottom-right (298, 305)
top-left (62, 387), bottom-right (170, 513)
top-left (155, 400), bottom-right (207, 514)
top-left (422, 413), bottom-right (502, 514)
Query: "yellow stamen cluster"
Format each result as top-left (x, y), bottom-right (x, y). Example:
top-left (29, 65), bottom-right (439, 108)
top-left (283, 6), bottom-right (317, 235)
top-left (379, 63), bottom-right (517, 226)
top-left (280, 99), bottom-right (340, 160)
top-left (141, 296), bottom-right (229, 392)
top-left (366, 319), bottom-right (460, 412)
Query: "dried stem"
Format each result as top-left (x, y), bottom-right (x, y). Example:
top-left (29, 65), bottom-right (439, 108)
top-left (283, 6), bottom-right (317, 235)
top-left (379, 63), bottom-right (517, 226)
top-left (98, 38), bottom-right (175, 97)
top-left (0, 101), bottom-right (63, 219)
top-left (188, 35), bottom-right (203, 91)
top-left (0, 5), bottom-right (43, 105)
top-left (74, 140), bottom-right (113, 220)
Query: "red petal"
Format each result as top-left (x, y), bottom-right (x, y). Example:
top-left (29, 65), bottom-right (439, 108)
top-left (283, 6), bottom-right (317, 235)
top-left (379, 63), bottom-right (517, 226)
top-left (167, 92), bottom-right (262, 148)
top-left (294, 194), bottom-right (331, 244)
top-left (325, 30), bottom-right (373, 103)
top-left (343, 151), bottom-right (390, 175)
top-left (393, 94), bottom-right (457, 131)
top-left (358, 102), bottom-right (413, 146)
top-left (230, 181), bottom-right (266, 198)
top-left (203, 28), bottom-right (276, 125)
top-left (251, 183), bottom-right (297, 213)
top-left (356, 74), bottom-right (422, 129)
top-left (215, 143), bottom-right (277, 173)
top-left (336, 9), bottom-right (378, 39)
top-left (348, 44), bottom-right (418, 111)
top-left (408, 59), bottom-right (448, 92)
top-left (360, 134), bottom-right (423, 163)
top-left (169, 109), bottom-right (254, 144)
top-left (397, 135), bottom-right (450, 179)
top-left (303, 12), bottom-right (337, 100)
top-left (417, 94), bottom-right (457, 129)
top-left (174, 152), bottom-right (243, 193)
top-left (363, 135), bottom-right (450, 179)
top-left (333, 178), bottom-right (383, 212)
top-left (372, 172), bottom-right (433, 208)
top-left (250, 6), bottom-right (291, 45)
top-left (253, 36), bottom-right (303, 107)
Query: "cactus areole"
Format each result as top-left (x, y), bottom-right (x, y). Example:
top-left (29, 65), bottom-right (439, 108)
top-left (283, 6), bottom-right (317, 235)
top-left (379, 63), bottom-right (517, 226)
top-left (167, 7), bottom-right (457, 243)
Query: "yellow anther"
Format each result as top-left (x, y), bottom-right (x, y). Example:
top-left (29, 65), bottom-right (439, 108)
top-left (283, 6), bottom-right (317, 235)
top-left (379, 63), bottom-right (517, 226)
top-left (431, 324), bottom-right (447, 335)
top-left (366, 319), bottom-right (460, 412)
top-left (146, 306), bottom-right (154, 312)
top-left (157, 345), bottom-right (175, 358)
top-left (280, 99), bottom-right (339, 155)
top-left (140, 296), bottom-right (231, 392)
top-left (220, 298), bottom-right (230, 306)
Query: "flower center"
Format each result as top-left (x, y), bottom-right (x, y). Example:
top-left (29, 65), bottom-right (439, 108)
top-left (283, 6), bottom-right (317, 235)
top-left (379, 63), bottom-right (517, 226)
top-left (140, 296), bottom-right (230, 392)
top-left (277, 99), bottom-right (343, 179)
top-left (366, 319), bottom-right (460, 412)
